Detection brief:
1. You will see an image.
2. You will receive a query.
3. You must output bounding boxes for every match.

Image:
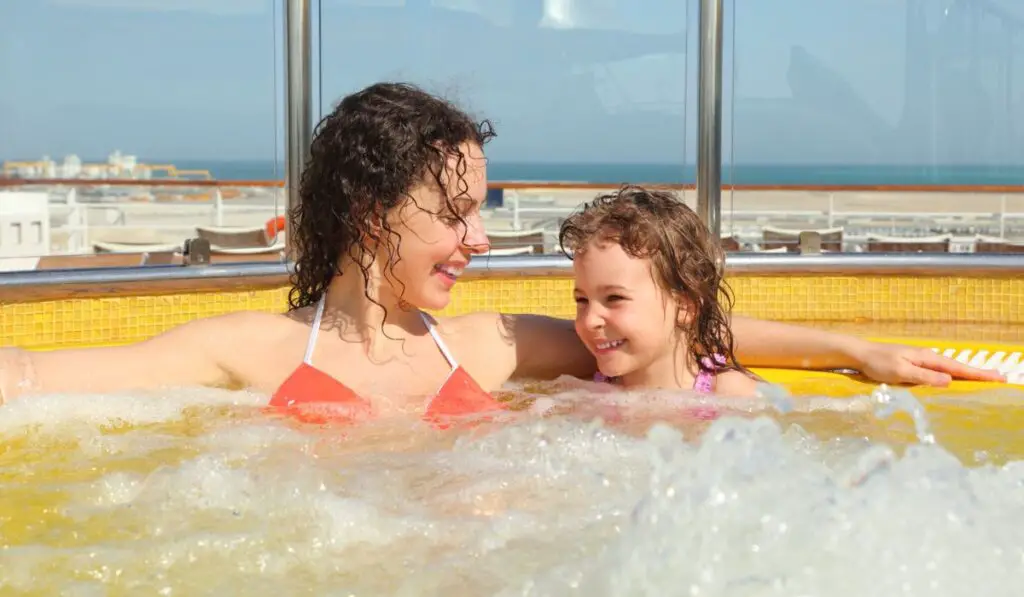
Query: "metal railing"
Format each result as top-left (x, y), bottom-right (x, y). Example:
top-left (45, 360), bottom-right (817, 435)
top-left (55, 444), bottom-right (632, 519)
top-left (3, 179), bottom-right (1024, 262)
top-left (2, 251), bottom-right (1023, 302)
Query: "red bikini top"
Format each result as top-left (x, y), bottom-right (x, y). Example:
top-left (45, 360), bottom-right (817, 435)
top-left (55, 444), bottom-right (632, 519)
top-left (268, 296), bottom-right (505, 428)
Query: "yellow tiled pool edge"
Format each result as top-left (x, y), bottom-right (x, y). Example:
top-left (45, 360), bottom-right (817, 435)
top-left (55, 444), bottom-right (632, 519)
top-left (2, 273), bottom-right (1023, 350)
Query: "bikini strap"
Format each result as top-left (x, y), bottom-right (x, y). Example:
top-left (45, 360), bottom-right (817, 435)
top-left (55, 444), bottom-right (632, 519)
top-left (417, 311), bottom-right (458, 369)
top-left (693, 354), bottom-right (727, 394)
top-left (303, 294), bottom-right (327, 365)
top-left (693, 369), bottom-right (715, 394)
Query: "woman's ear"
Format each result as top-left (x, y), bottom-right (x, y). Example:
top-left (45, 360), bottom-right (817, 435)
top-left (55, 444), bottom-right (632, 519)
top-left (368, 216), bottom-right (383, 237)
top-left (367, 207), bottom-right (389, 240)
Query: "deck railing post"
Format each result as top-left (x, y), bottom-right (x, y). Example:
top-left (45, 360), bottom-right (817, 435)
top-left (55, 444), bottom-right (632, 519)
top-left (284, 0), bottom-right (313, 261)
top-left (696, 0), bottom-right (724, 239)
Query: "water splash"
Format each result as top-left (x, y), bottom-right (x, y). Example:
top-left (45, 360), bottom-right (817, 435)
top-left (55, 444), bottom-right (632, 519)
top-left (871, 384), bottom-right (936, 445)
top-left (3, 386), bottom-right (1024, 595)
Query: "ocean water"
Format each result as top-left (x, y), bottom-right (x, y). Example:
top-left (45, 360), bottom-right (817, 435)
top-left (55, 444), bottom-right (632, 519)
top-left (168, 160), bottom-right (1024, 186)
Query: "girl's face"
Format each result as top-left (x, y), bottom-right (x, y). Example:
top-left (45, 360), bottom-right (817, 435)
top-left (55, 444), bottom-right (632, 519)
top-left (572, 239), bottom-right (693, 389)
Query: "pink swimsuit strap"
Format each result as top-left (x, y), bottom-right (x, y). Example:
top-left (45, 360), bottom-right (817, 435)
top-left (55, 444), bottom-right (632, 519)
top-left (693, 354), bottom-right (727, 393)
top-left (595, 354), bottom-right (726, 394)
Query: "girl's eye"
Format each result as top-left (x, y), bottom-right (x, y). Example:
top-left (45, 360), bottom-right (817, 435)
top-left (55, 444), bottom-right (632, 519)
top-left (574, 297), bottom-right (588, 305)
top-left (607, 295), bottom-right (626, 302)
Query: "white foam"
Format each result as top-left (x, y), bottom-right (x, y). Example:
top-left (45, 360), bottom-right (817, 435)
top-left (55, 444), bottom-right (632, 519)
top-left (3, 385), bottom-right (1024, 595)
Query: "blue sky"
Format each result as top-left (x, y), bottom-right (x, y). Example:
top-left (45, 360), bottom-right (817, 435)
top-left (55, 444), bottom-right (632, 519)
top-left (1, 0), bottom-right (1021, 165)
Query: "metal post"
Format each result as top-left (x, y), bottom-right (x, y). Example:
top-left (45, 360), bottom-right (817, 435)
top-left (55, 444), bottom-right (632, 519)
top-left (285, 0), bottom-right (313, 260)
top-left (696, 0), bottom-right (724, 238)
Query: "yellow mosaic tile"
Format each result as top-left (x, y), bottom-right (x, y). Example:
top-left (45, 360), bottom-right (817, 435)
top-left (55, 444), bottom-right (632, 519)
top-left (726, 276), bottom-right (1024, 324)
top-left (803, 321), bottom-right (1024, 343)
top-left (1, 288), bottom-right (290, 351)
top-left (432, 277), bottom-right (576, 319)
top-left (2, 274), bottom-right (1023, 351)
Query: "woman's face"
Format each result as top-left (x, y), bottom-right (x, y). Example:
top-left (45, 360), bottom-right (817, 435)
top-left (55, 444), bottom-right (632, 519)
top-left (379, 142), bottom-right (491, 310)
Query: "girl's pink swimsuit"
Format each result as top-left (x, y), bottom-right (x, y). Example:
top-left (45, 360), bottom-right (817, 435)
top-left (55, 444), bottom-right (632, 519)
top-left (593, 354), bottom-right (725, 421)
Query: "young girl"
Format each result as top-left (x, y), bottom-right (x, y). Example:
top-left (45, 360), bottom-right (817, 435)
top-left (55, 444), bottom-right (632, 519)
top-left (559, 185), bottom-right (759, 397)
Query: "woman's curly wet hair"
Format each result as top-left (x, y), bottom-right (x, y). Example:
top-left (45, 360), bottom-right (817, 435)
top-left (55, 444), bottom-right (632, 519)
top-left (288, 82), bottom-right (495, 311)
top-left (558, 185), bottom-right (743, 375)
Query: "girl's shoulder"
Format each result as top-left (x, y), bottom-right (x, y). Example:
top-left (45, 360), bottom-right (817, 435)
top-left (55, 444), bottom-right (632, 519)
top-left (712, 368), bottom-right (760, 397)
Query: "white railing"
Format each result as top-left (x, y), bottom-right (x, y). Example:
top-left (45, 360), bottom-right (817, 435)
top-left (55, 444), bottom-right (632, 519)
top-left (27, 186), bottom-right (285, 255)
top-left (3, 181), bottom-right (1024, 257)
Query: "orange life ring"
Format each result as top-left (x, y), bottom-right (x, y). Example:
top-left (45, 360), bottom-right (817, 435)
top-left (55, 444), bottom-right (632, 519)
top-left (265, 215), bottom-right (286, 239)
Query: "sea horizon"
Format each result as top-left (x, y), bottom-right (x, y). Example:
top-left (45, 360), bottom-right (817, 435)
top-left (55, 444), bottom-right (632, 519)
top-left (173, 160), bottom-right (1024, 186)
top-left (6, 157), bottom-right (1024, 186)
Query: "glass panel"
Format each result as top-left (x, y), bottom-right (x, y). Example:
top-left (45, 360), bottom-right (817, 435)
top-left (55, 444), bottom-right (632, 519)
top-left (317, 0), bottom-right (695, 255)
top-left (0, 0), bottom-right (285, 271)
top-left (724, 0), bottom-right (1024, 254)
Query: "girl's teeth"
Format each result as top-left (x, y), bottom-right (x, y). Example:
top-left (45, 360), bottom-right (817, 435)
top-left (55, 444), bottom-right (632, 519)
top-left (597, 340), bottom-right (624, 349)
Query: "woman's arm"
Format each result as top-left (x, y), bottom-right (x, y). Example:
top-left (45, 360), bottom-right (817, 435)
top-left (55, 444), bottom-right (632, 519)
top-left (504, 313), bottom-right (1004, 387)
top-left (729, 315), bottom-right (867, 369)
top-left (502, 314), bottom-right (597, 381)
top-left (0, 312), bottom-right (265, 403)
top-left (729, 315), bottom-right (1005, 386)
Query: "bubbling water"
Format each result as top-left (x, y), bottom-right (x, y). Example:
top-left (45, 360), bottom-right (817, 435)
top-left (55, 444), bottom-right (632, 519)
top-left (2, 382), bottom-right (1024, 596)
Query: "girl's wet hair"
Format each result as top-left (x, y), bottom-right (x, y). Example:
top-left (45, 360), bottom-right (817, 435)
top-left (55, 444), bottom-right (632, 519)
top-left (558, 185), bottom-right (743, 375)
top-left (288, 82), bottom-right (495, 311)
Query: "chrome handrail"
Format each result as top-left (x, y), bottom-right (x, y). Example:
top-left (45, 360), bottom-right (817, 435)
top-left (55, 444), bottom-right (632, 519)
top-left (2, 253), bottom-right (1022, 302)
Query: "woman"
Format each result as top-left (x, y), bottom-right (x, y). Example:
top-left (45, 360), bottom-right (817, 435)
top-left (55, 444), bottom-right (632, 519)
top-left (0, 83), bottom-right (1000, 416)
